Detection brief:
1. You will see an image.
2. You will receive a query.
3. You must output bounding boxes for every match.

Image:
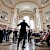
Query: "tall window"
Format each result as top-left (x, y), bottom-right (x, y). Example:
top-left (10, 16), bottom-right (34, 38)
top-left (23, 16), bottom-right (29, 29)
top-left (30, 20), bottom-right (35, 29)
top-left (23, 16), bottom-right (29, 25)
top-left (18, 16), bottom-right (35, 29)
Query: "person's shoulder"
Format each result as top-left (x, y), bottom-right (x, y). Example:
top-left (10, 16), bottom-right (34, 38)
top-left (21, 22), bottom-right (23, 23)
top-left (25, 22), bottom-right (27, 24)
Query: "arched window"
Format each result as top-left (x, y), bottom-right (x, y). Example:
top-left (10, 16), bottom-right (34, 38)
top-left (23, 16), bottom-right (29, 25)
top-left (23, 16), bottom-right (29, 29)
top-left (18, 16), bottom-right (35, 29)
top-left (30, 20), bottom-right (35, 29)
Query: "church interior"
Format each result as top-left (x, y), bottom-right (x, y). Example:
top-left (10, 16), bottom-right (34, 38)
top-left (0, 0), bottom-right (50, 50)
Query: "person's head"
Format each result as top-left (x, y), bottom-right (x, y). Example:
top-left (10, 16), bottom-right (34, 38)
top-left (40, 31), bottom-right (43, 33)
top-left (48, 30), bottom-right (50, 34)
top-left (23, 20), bottom-right (25, 22)
top-left (47, 25), bottom-right (50, 29)
top-left (44, 32), bottom-right (46, 33)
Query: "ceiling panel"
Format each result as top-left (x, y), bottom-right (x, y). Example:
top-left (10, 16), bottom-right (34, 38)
top-left (1, 0), bottom-right (41, 8)
top-left (1, 0), bottom-right (50, 9)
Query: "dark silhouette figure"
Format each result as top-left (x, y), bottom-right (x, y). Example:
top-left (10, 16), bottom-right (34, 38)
top-left (0, 29), bottom-right (3, 43)
top-left (28, 29), bottom-right (32, 42)
top-left (3, 29), bottom-right (6, 41)
top-left (13, 29), bottom-right (18, 41)
top-left (17, 20), bottom-right (30, 48)
top-left (45, 30), bottom-right (50, 47)
top-left (6, 29), bottom-right (12, 42)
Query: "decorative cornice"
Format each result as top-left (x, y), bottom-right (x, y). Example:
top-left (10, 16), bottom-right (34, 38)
top-left (39, 2), bottom-right (50, 9)
top-left (14, 1), bottom-right (39, 8)
top-left (1, 0), bottom-right (50, 10)
top-left (18, 10), bottom-right (35, 15)
top-left (18, 10), bottom-right (35, 18)
top-left (0, 0), bottom-right (14, 9)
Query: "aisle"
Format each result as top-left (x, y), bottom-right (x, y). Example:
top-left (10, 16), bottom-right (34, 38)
top-left (0, 39), bottom-right (50, 50)
top-left (0, 39), bottom-right (35, 50)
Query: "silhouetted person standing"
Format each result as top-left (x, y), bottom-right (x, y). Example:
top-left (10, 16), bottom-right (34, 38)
top-left (17, 20), bottom-right (30, 48)
top-left (28, 29), bottom-right (31, 42)
top-left (0, 27), bottom-right (3, 43)
top-left (13, 29), bottom-right (18, 41)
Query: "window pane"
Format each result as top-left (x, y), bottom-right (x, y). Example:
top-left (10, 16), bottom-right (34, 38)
top-left (23, 16), bottom-right (29, 29)
top-left (30, 20), bottom-right (35, 29)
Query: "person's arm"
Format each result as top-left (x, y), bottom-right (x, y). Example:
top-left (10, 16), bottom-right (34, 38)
top-left (26, 23), bottom-right (30, 28)
top-left (17, 23), bottom-right (21, 26)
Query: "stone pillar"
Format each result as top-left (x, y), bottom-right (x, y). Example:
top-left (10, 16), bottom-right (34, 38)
top-left (9, 8), bottom-right (18, 42)
top-left (11, 8), bottom-right (18, 29)
top-left (34, 15), bottom-right (37, 32)
top-left (39, 10), bottom-right (43, 31)
top-left (35, 8), bottom-right (41, 32)
top-left (35, 8), bottom-right (44, 32)
top-left (10, 8), bottom-right (14, 28)
top-left (42, 11), bottom-right (47, 30)
top-left (0, 5), bottom-right (1, 16)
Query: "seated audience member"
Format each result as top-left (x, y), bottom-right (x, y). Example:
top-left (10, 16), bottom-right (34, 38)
top-left (0, 27), bottom-right (3, 43)
top-left (28, 29), bottom-right (32, 42)
top-left (13, 28), bottom-right (18, 41)
top-left (40, 26), bottom-right (50, 46)
top-left (45, 30), bottom-right (50, 46)
top-left (40, 31), bottom-right (46, 42)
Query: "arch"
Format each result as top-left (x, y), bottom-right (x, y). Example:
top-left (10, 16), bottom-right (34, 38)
top-left (18, 10), bottom-right (36, 18)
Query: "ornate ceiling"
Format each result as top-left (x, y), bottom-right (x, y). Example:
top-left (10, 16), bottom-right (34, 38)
top-left (16, 2), bottom-right (38, 14)
top-left (1, 0), bottom-right (50, 9)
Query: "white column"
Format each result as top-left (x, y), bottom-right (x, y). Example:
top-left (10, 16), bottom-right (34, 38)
top-left (35, 8), bottom-right (43, 32)
top-left (35, 8), bottom-right (39, 32)
top-left (11, 8), bottom-right (18, 29)
top-left (34, 15), bottom-right (36, 32)
top-left (10, 8), bottom-right (14, 27)
top-left (9, 8), bottom-right (18, 42)
top-left (0, 1), bottom-right (2, 18)
top-left (39, 9), bottom-right (44, 31)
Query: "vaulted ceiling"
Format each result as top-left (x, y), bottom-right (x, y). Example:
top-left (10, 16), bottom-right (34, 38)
top-left (1, 0), bottom-right (50, 9)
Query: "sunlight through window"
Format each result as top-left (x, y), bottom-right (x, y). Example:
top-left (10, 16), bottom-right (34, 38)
top-left (23, 16), bottom-right (29, 29)
top-left (18, 16), bottom-right (35, 29)
top-left (23, 16), bottom-right (29, 25)
top-left (30, 20), bottom-right (35, 29)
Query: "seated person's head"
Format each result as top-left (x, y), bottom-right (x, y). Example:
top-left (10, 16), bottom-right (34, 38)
top-left (44, 32), bottom-right (46, 33)
top-left (48, 30), bottom-right (50, 34)
top-left (40, 31), bottom-right (43, 33)
top-left (47, 25), bottom-right (50, 29)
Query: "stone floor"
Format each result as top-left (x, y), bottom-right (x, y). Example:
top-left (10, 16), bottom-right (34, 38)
top-left (0, 39), bottom-right (50, 50)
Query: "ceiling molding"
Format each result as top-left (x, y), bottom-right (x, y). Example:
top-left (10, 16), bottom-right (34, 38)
top-left (0, 0), bottom-right (14, 9)
top-left (1, 0), bottom-right (50, 10)
top-left (18, 10), bottom-right (35, 18)
top-left (18, 10), bottom-right (35, 15)
top-left (14, 1), bottom-right (39, 8)
top-left (18, 13), bottom-right (35, 18)
top-left (39, 2), bottom-right (50, 9)
top-left (1, 0), bottom-right (39, 9)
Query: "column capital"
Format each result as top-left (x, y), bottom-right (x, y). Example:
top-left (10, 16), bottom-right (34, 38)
top-left (11, 8), bottom-right (15, 14)
top-left (39, 8), bottom-right (42, 13)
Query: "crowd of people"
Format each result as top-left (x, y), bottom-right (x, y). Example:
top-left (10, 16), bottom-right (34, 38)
top-left (0, 26), bottom-right (18, 43)
top-left (0, 20), bottom-right (32, 48)
top-left (35, 25), bottom-right (50, 47)
top-left (0, 20), bottom-right (50, 48)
